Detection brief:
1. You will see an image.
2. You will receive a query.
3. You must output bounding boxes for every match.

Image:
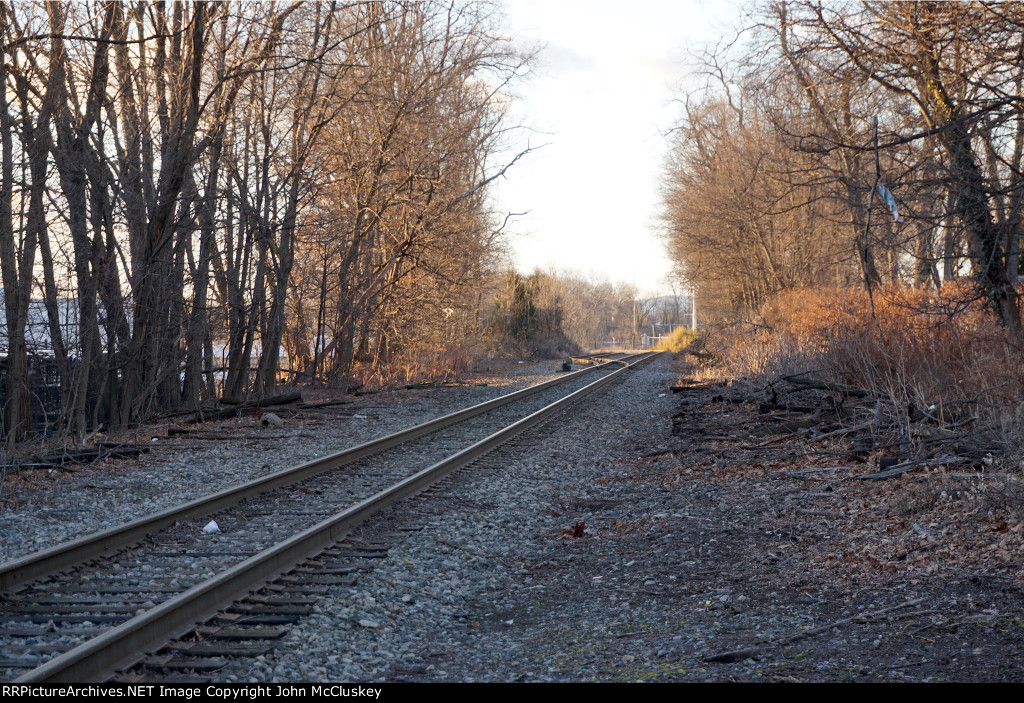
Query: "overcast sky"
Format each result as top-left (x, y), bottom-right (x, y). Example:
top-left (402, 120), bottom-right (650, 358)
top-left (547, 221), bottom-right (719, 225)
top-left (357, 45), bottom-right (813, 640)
top-left (492, 0), bottom-right (738, 296)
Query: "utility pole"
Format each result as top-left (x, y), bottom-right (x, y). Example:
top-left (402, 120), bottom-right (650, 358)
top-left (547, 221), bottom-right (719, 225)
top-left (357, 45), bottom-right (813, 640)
top-left (690, 285), bottom-right (697, 330)
top-left (632, 270), bottom-right (638, 349)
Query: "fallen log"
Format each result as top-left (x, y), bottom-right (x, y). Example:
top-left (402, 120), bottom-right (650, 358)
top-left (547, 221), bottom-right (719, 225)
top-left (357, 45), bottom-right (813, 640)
top-left (191, 392), bottom-right (302, 423)
top-left (249, 391), bottom-right (303, 407)
top-left (295, 399), bottom-right (353, 409)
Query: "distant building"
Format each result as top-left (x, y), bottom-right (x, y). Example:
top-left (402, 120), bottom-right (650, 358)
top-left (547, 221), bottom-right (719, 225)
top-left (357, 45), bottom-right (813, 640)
top-left (0, 290), bottom-right (79, 432)
top-left (0, 289), bottom-right (80, 356)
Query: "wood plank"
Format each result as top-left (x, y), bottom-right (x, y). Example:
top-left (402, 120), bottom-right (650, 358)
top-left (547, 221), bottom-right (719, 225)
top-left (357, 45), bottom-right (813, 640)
top-left (279, 574), bottom-right (357, 586)
top-left (214, 614), bottom-right (299, 626)
top-left (227, 604), bottom-right (311, 616)
top-left (194, 626), bottom-right (288, 640)
top-left (143, 657), bottom-right (227, 672)
top-left (168, 642), bottom-right (273, 657)
top-left (0, 614), bottom-right (130, 624)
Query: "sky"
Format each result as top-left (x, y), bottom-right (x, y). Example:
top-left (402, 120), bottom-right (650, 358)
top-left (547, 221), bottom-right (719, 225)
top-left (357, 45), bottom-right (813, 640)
top-left (492, 0), bottom-right (737, 296)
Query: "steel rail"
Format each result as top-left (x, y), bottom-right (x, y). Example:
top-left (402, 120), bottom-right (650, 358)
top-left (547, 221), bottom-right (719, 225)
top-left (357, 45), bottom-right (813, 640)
top-left (571, 351), bottom-right (632, 366)
top-left (15, 351), bottom-right (661, 683)
top-left (0, 355), bottom-right (642, 593)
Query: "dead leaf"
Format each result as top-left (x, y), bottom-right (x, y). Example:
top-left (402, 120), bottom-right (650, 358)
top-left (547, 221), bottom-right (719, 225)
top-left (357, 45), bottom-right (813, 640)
top-left (562, 521), bottom-right (586, 538)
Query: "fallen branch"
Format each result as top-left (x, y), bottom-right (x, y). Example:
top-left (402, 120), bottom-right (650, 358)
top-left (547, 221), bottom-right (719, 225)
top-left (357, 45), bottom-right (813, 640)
top-left (942, 472), bottom-right (1020, 480)
top-left (704, 597), bottom-right (926, 663)
top-left (749, 418), bottom-right (822, 438)
top-left (2, 445), bottom-right (152, 473)
top-left (759, 403), bottom-right (817, 414)
top-left (754, 421), bottom-right (857, 448)
top-left (801, 421), bottom-right (874, 445)
top-left (167, 429), bottom-right (241, 440)
top-left (1, 462), bottom-right (82, 472)
top-left (38, 446), bottom-right (152, 464)
top-left (780, 466), bottom-right (855, 478)
top-left (858, 447), bottom-right (943, 480)
top-left (786, 376), bottom-right (870, 398)
top-left (670, 381), bottom-right (726, 393)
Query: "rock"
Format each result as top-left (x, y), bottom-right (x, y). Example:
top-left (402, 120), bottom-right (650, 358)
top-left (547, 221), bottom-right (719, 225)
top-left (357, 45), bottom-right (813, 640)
top-left (358, 619), bottom-right (379, 629)
top-left (260, 412), bottom-right (284, 429)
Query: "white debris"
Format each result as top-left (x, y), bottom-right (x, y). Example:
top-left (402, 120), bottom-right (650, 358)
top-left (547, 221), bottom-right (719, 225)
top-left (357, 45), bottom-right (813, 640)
top-left (203, 520), bottom-right (220, 534)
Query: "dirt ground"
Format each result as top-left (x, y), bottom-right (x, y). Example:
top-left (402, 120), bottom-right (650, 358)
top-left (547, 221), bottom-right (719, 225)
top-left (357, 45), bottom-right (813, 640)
top-left (586, 356), bottom-right (1024, 680)
top-left (419, 353), bottom-right (1024, 682)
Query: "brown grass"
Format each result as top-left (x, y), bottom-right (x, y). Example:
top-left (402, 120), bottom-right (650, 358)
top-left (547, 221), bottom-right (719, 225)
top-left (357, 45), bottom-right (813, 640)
top-left (655, 326), bottom-right (700, 353)
top-left (359, 341), bottom-right (485, 387)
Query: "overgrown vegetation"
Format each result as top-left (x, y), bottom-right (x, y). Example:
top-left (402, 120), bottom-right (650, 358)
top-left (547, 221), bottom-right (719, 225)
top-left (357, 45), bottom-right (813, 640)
top-left (661, 2), bottom-right (1024, 469)
top-left (655, 327), bottom-right (699, 354)
top-left (714, 286), bottom-right (1021, 463)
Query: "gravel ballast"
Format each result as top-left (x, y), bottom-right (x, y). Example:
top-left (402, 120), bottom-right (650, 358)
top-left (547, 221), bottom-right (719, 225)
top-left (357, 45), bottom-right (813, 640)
top-left (217, 355), bottom-right (680, 682)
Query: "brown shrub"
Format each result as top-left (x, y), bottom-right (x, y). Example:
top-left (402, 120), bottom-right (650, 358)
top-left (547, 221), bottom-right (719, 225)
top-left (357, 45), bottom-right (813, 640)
top-left (718, 283), bottom-right (1024, 428)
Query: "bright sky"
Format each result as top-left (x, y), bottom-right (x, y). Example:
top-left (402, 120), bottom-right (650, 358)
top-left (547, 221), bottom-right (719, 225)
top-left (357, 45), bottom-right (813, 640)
top-left (493, 0), bottom-right (736, 296)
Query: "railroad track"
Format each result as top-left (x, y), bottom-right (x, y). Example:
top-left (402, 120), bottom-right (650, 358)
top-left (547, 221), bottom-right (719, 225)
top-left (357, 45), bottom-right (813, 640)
top-left (0, 351), bottom-right (660, 683)
top-left (570, 351), bottom-right (631, 366)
